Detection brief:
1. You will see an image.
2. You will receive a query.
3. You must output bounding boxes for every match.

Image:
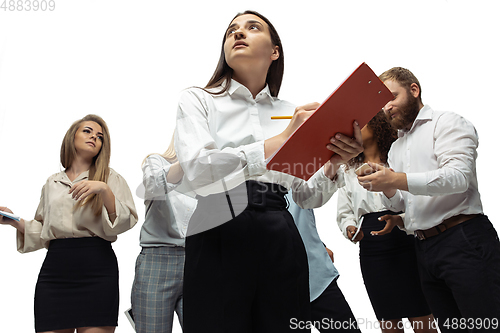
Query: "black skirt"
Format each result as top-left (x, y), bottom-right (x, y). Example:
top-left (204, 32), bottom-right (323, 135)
top-left (359, 211), bottom-right (431, 320)
top-left (34, 237), bottom-right (119, 332)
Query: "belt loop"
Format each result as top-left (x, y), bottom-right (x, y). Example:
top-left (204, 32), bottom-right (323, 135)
top-left (284, 192), bottom-right (290, 210)
top-left (415, 231), bottom-right (426, 241)
top-left (248, 181), bottom-right (266, 208)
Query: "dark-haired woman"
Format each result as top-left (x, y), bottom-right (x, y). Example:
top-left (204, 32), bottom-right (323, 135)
top-left (175, 10), bottom-right (363, 333)
top-left (0, 115), bottom-right (137, 333)
top-left (337, 111), bottom-right (436, 333)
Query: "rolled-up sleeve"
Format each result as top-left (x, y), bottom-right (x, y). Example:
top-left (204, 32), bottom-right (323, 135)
top-left (142, 155), bottom-right (177, 200)
top-left (102, 171), bottom-right (138, 236)
top-left (382, 190), bottom-right (406, 213)
top-left (336, 185), bottom-right (357, 240)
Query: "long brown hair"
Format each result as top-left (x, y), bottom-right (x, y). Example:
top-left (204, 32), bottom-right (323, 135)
top-left (204, 10), bottom-right (284, 97)
top-left (60, 114), bottom-right (111, 216)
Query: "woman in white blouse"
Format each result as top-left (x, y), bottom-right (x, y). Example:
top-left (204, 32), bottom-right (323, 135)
top-left (0, 114), bottom-right (137, 333)
top-left (175, 10), bottom-right (363, 333)
top-left (337, 111), bottom-right (436, 333)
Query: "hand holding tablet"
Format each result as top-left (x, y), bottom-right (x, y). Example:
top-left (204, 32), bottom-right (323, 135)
top-left (0, 208), bottom-right (20, 222)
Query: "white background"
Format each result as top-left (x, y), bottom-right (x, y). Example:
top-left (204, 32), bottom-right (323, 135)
top-left (1, 0), bottom-right (499, 332)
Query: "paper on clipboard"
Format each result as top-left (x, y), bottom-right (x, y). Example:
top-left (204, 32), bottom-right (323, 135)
top-left (266, 62), bottom-right (393, 180)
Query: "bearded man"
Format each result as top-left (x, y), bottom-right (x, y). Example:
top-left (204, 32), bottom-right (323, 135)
top-left (358, 67), bottom-right (500, 332)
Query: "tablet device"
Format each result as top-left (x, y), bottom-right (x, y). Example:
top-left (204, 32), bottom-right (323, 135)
top-left (0, 210), bottom-right (20, 222)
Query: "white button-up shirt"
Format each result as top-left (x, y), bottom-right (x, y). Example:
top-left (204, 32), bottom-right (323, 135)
top-left (175, 80), bottom-right (341, 209)
top-left (383, 105), bottom-right (483, 232)
top-left (337, 166), bottom-right (388, 239)
top-left (139, 154), bottom-right (197, 247)
top-left (18, 169), bottom-right (138, 253)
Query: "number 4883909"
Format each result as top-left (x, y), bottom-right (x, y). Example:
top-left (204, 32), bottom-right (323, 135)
top-left (1, 0), bottom-right (56, 11)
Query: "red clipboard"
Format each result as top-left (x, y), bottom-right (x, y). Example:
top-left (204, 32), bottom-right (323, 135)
top-left (266, 62), bottom-right (393, 180)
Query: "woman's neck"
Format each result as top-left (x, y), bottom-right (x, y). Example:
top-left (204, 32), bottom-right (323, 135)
top-left (66, 155), bottom-right (92, 181)
top-left (362, 140), bottom-right (382, 164)
top-left (232, 67), bottom-right (268, 99)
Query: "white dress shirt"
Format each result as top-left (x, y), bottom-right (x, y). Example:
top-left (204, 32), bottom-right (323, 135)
top-left (337, 167), bottom-right (388, 239)
top-left (175, 80), bottom-right (342, 209)
top-left (383, 105), bottom-right (483, 232)
top-left (139, 154), bottom-right (197, 247)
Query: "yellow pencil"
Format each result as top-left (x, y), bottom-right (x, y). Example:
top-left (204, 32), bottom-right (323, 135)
top-left (271, 116), bottom-right (293, 120)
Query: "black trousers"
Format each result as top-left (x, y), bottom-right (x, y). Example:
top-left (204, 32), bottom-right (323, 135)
top-left (184, 181), bottom-right (310, 333)
top-left (415, 215), bottom-right (500, 332)
top-left (310, 279), bottom-right (361, 332)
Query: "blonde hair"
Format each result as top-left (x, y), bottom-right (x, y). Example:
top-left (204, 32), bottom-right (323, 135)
top-left (142, 131), bottom-right (177, 165)
top-left (61, 114), bottom-right (111, 216)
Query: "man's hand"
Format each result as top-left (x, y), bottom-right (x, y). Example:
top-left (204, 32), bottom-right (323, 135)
top-left (357, 162), bottom-right (407, 197)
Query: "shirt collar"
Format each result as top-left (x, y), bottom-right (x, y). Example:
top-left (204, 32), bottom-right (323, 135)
top-left (397, 104), bottom-right (433, 137)
top-left (227, 79), bottom-right (273, 101)
top-left (54, 170), bottom-right (90, 186)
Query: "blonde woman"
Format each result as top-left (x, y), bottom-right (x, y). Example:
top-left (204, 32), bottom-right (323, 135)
top-left (0, 114), bottom-right (138, 333)
top-left (131, 132), bottom-right (196, 333)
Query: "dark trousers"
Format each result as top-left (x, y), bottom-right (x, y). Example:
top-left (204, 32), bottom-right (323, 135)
top-left (415, 215), bottom-right (500, 332)
top-left (183, 181), bottom-right (310, 333)
top-left (310, 279), bottom-right (361, 332)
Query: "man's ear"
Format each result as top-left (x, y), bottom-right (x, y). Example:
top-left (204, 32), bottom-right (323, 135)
top-left (410, 82), bottom-right (420, 99)
top-left (271, 45), bottom-right (280, 61)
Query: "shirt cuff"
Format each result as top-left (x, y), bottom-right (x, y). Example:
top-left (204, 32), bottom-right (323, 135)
top-left (319, 165), bottom-right (346, 188)
top-left (406, 172), bottom-right (428, 196)
top-left (383, 191), bottom-right (401, 211)
top-left (311, 165), bottom-right (345, 192)
top-left (244, 141), bottom-right (267, 177)
top-left (16, 220), bottom-right (44, 253)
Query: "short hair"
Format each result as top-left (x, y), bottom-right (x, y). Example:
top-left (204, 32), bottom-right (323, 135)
top-left (379, 67), bottom-right (422, 102)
